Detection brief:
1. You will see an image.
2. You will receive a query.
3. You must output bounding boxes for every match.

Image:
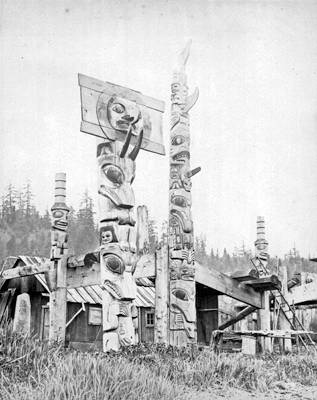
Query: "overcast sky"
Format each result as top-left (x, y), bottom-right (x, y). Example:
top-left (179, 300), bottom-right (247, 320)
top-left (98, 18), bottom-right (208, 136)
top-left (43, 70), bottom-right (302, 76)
top-left (1, 0), bottom-right (317, 258)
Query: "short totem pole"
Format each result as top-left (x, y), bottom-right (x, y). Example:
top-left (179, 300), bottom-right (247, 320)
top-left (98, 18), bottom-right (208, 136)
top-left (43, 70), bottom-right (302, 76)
top-left (79, 74), bottom-right (165, 351)
top-left (254, 216), bottom-right (272, 351)
top-left (49, 172), bottom-right (70, 343)
top-left (168, 42), bottom-right (201, 346)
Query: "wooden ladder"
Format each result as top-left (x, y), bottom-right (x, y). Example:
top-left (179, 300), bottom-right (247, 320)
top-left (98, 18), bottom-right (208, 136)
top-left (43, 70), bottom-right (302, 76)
top-left (250, 256), bottom-right (317, 353)
top-left (271, 288), bottom-right (317, 353)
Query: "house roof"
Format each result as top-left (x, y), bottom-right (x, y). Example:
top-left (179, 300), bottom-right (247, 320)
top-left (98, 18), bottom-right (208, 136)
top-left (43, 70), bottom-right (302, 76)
top-left (35, 273), bottom-right (154, 307)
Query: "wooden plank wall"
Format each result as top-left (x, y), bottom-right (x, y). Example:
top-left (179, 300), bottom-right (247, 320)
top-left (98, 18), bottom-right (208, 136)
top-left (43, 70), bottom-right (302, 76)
top-left (66, 303), bottom-right (102, 350)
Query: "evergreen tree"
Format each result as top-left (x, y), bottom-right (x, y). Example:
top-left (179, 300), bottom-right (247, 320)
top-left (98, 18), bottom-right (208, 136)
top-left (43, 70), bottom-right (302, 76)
top-left (72, 191), bottom-right (98, 254)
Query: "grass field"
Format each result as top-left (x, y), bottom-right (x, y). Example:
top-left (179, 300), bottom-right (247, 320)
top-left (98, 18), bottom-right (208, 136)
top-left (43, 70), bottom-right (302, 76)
top-left (1, 326), bottom-right (317, 400)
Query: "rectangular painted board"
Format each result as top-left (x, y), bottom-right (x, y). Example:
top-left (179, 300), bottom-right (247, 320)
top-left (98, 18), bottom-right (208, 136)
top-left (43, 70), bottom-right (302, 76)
top-left (78, 74), bottom-right (165, 155)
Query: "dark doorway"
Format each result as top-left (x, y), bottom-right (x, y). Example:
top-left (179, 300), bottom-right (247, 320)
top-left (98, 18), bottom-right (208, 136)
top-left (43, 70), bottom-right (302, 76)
top-left (196, 283), bottom-right (219, 345)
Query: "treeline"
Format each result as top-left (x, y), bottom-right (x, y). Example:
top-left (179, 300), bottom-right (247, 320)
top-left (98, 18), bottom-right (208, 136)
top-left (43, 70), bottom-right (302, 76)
top-left (195, 235), bottom-right (317, 277)
top-left (0, 184), bottom-right (315, 279)
top-left (0, 184), bottom-right (98, 265)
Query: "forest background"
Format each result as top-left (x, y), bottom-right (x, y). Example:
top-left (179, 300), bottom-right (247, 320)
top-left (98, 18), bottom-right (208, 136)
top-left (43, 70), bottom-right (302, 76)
top-left (0, 183), bottom-right (316, 279)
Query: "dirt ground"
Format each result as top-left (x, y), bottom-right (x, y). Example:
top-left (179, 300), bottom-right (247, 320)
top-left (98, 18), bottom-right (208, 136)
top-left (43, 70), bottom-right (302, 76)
top-left (186, 383), bottom-right (317, 400)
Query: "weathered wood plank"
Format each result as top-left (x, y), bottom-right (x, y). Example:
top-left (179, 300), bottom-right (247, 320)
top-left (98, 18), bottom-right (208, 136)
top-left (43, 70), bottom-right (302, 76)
top-left (154, 246), bottom-right (168, 344)
top-left (230, 269), bottom-right (259, 282)
top-left (286, 281), bottom-right (317, 305)
top-left (1, 262), bottom-right (52, 280)
top-left (67, 252), bottom-right (155, 288)
top-left (245, 275), bottom-right (281, 291)
top-left (78, 73), bottom-right (165, 111)
top-left (218, 305), bottom-right (256, 330)
top-left (66, 263), bottom-right (100, 289)
top-left (195, 262), bottom-right (263, 308)
top-left (80, 121), bottom-right (166, 155)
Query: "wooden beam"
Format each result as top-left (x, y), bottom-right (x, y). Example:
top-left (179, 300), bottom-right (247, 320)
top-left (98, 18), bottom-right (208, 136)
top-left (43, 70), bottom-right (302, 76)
top-left (66, 257), bottom-right (263, 308)
top-left (66, 263), bottom-right (100, 288)
top-left (230, 269), bottom-right (259, 282)
top-left (286, 281), bottom-right (317, 305)
top-left (0, 262), bottom-right (51, 280)
top-left (245, 275), bottom-right (281, 291)
top-left (195, 262), bottom-right (262, 308)
top-left (218, 305), bottom-right (256, 330)
top-left (67, 253), bottom-right (155, 288)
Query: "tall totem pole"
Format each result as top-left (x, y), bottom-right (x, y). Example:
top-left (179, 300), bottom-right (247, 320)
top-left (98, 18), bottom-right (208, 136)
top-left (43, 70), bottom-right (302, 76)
top-left (79, 74), bottom-right (165, 351)
top-left (168, 42), bottom-right (201, 346)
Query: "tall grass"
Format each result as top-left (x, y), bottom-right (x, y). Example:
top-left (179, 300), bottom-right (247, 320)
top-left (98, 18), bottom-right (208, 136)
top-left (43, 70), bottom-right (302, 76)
top-left (0, 326), bottom-right (182, 400)
top-left (1, 326), bottom-right (316, 399)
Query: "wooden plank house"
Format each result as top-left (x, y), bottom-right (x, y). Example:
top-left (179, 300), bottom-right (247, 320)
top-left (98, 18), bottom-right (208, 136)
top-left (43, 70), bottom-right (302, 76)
top-left (0, 256), bottom-right (155, 350)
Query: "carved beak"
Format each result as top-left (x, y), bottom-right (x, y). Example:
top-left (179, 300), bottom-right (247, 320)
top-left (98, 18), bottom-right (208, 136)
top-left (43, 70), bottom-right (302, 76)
top-left (129, 129), bottom-right (143, 161)
top-left (120, 124), bottom-right (133, 158)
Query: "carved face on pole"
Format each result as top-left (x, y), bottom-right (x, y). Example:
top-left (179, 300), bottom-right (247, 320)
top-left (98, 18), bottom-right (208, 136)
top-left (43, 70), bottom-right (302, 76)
top-left (168, 42), bottom-right (201, 345)
top-left (96, 94), bottom-right (144, 140)
top-left (98, 116), bottom-right (143, 352)
top-left (107, 95), bottom-right (143, 134)
top-left (170, 280), bottom-right (196, 339)
top-left (51, 202), bottom-right (69, 260)
top-left (51, 206), bottom-right (69, 232)
top-left (100, 245), bottom-right (137, 301)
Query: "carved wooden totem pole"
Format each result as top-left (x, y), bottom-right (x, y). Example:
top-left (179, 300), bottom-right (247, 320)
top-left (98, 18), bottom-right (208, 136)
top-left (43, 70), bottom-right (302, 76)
top-left (254, 216), bottom-right (269, 276)
top-left (79, 74), bottom-right (165, 351)
top-left (254, 216), bottom-right (271, 351)
top-left (168, 42), bottom-right (200, 346)
top-left (49, 172), bottom-right (69, 343)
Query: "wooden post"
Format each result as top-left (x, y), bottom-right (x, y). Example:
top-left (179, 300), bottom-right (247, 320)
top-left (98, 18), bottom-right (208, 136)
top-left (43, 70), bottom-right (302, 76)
top-left (242, 335), bottom-right (257, 355)
top-left (154, 245), bottom-right (169, 343)
top-left (279, 265), bottom-right (292, 352)
top-left (255, 216), bottom-right (272, 352)
top-left (49, 172), bottom-right (69, 344)
top-left (168, 41), bottom-right (200, 346)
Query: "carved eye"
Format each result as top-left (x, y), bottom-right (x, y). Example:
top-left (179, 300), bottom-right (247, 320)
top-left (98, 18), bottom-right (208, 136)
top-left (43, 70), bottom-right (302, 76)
top-left (171, 135), bottom-right (185, 146)
top-left (112, 103), bottom-right (125, 114)
top-left (104, 255), bottom-right (125, 274)
top-left (102, 165), bottom-right (124, 186)
top-left (52, 210), bottom-right (63, 218)
top-left (171, 195), bottom-right (187, 207)
top-left (172, 289), bottom-right (189, 301)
